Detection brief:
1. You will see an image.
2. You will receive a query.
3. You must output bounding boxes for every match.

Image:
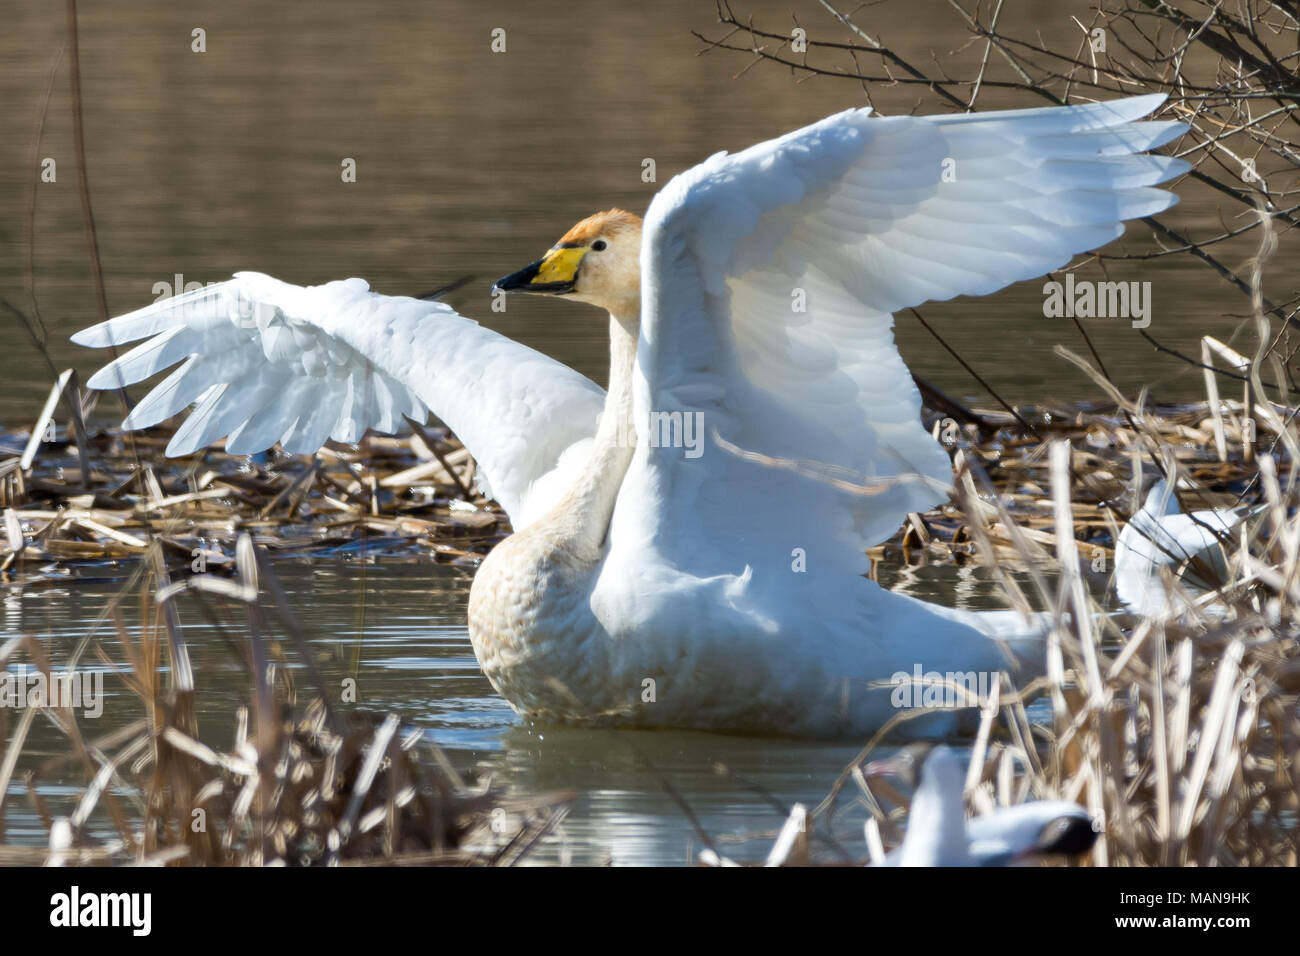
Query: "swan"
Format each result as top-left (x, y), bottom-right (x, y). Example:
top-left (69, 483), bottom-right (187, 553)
top-left (864, 744), bottom-right (1097, 866)
top-left (73, 95), bottom-right (1186, 737)
top-left (1114, 478), bottom-right (1255, 618)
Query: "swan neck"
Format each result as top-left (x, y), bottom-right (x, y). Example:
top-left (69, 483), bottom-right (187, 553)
top-left (559, 309), bottom-right (638, 559)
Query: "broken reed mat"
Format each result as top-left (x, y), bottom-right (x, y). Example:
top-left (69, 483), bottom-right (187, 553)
top-left (0, 397), bottom-right (1268, 586)
top-left (1, 392), bottom-right (1296, 866)
top-left (0, 419), bottom-right (506, 582)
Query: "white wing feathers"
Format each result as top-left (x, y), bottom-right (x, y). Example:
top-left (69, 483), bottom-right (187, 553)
top-left (632, 94), bottom-right (1186, 576)
top-left (72, 272), bottom-right (606, 527)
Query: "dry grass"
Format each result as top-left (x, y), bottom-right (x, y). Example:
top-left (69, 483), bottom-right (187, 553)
top-left (773, 370), bottom-right (1299, 867)
top-left (0, 538), bottom-right (570, 866)
top-left (0, 413), bottom-right (508, 580)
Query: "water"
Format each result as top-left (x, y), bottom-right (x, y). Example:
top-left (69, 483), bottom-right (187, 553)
top-left (0, 0), bottom-right (1257, 864)
top-left (6, 560), bottom-right (913, 865)
top-left (4, 552), bottom-right (1049, 864)
top-left (0, 0), bottom-right (1260, 424)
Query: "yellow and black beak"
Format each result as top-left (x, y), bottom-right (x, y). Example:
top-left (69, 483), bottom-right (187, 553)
top-left (493, 243), bottom-right (587, 295)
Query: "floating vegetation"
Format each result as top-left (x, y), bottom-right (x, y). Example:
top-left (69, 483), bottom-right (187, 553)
top-left (0, 389), bottom-right (1264, 586)
top-left (1, 407), bottom-right (509, 586)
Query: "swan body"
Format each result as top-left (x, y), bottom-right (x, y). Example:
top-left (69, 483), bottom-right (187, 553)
top-left (74, 96), bottom-right (1186, 737)
top-left (866, 744), bottom-right (1097, 866)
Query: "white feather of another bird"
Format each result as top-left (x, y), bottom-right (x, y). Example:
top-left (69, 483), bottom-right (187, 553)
top-left (1114, 478), bottom-right (1254, 617)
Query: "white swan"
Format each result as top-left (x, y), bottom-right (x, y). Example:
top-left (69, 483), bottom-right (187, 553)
top-left (1114, 478), bottom-right (1254, 618)
top-left (73, 95), bottom-right (1186, 737)
top-left (864, 744), bottom-right (1097, 866)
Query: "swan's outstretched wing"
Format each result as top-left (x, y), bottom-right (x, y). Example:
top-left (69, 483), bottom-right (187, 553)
top-left (72, 272), bottom-right (606, 527)
top-left (626, 95), bottom-right (1186, 576)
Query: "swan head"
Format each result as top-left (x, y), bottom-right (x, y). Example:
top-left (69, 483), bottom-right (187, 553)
top-left (493, 208), bottom-right (642, 316)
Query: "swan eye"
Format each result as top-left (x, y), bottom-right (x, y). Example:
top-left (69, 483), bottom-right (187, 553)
top-left (591, 240), bottom-right (607, 252)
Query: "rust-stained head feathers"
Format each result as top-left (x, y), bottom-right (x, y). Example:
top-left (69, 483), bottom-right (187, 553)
top-left (557, 208), bottom-right (642, 246)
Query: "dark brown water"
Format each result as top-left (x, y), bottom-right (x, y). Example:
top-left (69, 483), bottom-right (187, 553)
top-left (0, 0), bottom-right (1271, 864)
top-left (1, 0), bottom-right (1267, 422)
